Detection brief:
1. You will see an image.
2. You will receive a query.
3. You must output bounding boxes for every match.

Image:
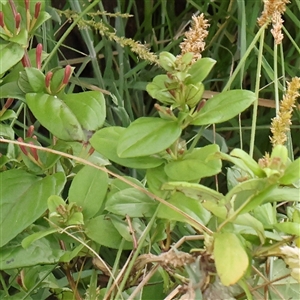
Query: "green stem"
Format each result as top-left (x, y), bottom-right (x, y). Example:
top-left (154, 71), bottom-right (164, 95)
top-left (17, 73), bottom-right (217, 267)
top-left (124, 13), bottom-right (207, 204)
top-left (41, 0), bottom-right (101, 72)
top-left (222, 24), bottom-right (267, 91)
top-left (113, 204), bottom-right (161, 299)
top-left (249, 28), bottom-right (265, 158)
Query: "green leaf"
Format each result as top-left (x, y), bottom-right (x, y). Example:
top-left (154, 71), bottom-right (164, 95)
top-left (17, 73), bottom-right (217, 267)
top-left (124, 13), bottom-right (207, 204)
top-left (117, 117), bottom-right (182, 158)
top-left (0, 109), bottom-right (17, 121)
top-left (162, 181), bottom-right (223, 202)
top-left (21, 228), bottom-right (59, 249)
top-left (0, 124), bottom-right (14, 139)
top-left (146, 75), bottom-right (175, 105)
top-left (274, 222), bottom-right (300, 236)
top-left (0, 81), bottom-right (24, 100)
top-left (214, 232), bottom-right (249, 286)
top-left (0, 42), bottom-right (24, 75)
top-left (280, 158), bottom-right (300, 185)
top-left (30, 11), bottom-right (51, 33)
top-left (157, 192), bottom-right (211, 225)
top-left (192, 90), bottom-right (256, 125)
top-left (164, 144), bottom-right (222, 181)
top-left (63, 91), bottom-right (106, 131)
top-left (0, 231), bottom-right (65, 270)
top-left (24, 67), bottom-right (45, 92)
top-left (69, 165), bottom-right (108, 219)
top-left (186, 57), bottom-right (216, 84)
top-left (159, 52), bottom-right (176, 72)
top-left (105, 188), bottom-right (157, 218)
top-left (0, 170), bottom-right (65, 247)
top-left (146, 165), bottom-right (170, 197)
top-left (26, 93), bottom-right (85, 141)
top-left (90, 127), bottom-right (164, 169)
top-left (85, 215), bottom-right (133, 249)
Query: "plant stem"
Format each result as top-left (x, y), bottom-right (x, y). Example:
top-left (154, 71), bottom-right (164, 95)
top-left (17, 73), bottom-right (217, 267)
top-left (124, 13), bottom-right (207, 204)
top-left (249, 28), bottom-right (265, 157)
top-left (41, 0), bottom-right (101, 72)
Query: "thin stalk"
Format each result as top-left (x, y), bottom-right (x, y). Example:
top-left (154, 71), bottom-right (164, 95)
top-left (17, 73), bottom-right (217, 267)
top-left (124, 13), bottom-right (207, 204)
top-left (249, 28), bottom-right (265, 157)
top-left (113, 204), bottom-right (161, 299)
top-left (41, 0), bottom-right (101, 72)
top-left (273, 43), bottom-right (280, 113)
top-left (222, 24), bottom-right (267, 91)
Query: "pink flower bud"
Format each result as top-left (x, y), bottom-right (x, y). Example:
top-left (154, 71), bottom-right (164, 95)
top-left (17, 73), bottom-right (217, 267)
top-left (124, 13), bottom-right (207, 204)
top-left (17, 137), bottom-right (28, 156)
top-left (196, 99), bottom-right (206, 112)
top-left (0, 12), bottom-right (4, 28)
top-left (36, 43), bottom-right (43, 69)
top-left (15, 13), bottom-right (21, 29)
top-left (45, 71), bottom-right (53, 89)
top-left (24, 0), bottom-right (29, 11)
top-left (63, 65), bottom-right (72, 84)
top-left (21, 52), bottom-right (31, 67)
top-left (29, 141), bottom-right (39, 161)
top-left (4, 98), bottom-right (14, 109)
top-left (27, 125), bottom-right (34, 138)
top-left (34, 2), bottom-right (41, 19)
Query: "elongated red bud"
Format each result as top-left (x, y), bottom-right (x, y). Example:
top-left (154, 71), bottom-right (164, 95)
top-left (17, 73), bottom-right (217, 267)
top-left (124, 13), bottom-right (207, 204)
top-left (196, 99), bottom-right (206, 112)
top-left (4, 98), bottom-right (14, 109)
top-left (88, 146), bottom-right (95, 155)
top-left (63, 65), bottom-right (72, 84)
top-left (21, 51), bottom-right (31, 67)
top-left (15, 13), bottom-right (21, 31)
top-left (36, 43), bottom-right (43, 69)
top-left (0, 12), bottom-right (4, 28)
top-left (17, 137), bottom-right (28, 156)
top-left (24, 0), bottom-right (29, 10)
top-left (27, 125), bottom-right (34, 138)
top-left (29, 141), bottom-right (39, 161)
top-left (34, 2), bottom-right (41, 19)
top-left (8, 0), bottom-right (17, 18)
top-left (45, 71), bottom-right (53, 89)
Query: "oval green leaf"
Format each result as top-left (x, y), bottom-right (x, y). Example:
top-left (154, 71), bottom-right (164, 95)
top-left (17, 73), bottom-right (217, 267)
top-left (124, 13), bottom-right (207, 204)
top-left (90, 127), bottom-right (164, 169)
top-left (186, 57), bottom-right (216, 84)
top-left (117, 117), bottom-right (182, 158)
top-left (69, 165), bottom-right (108, 219)
top-left (192, 90), bottom-right (256, 125)
top-left (26, 93), bottom-right (85, 141)
top-left (164, 144), bottom-right (222, 181)
top-left (214, 232), bottom-right (249, 286)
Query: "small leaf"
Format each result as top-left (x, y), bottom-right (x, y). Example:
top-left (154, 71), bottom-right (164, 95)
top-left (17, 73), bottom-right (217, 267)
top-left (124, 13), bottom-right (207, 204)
top-left (0, 170), bottom-right (65, 247)
top-left (162, 181), bottom-right (223, 202)
top-left (105, 188), bottom-right (157, 218)
top-left (279, 158), bottom-right (300, 185)
top-left (274, 222), bottom-right (300, 236)
top-left (85, 215), bottom-right (133, 249)
top-left (164, 144), bottom-right (222, 181)
top-left (24, 67), bottom-right (45, 92)
top-left (26, 93), bottom-right (85, 141)
top-left (159, 51), bottom-right (176, 72)
top-left (90, 127), bottom-right (164, 169)
top-left (0, 109), bottom-right (17, 121)
top-left (192, 90), bottom-right (256, 125)
top-left (117, 117), bottom-right (181, 158)
top-left (157, 192), bottom-right (211, 225)
top-left (69, 165), bottom-right (108, 219)
top-left (186, 57), bottom-right (216, 84)
top-left (214, 232), bottom-right (249, 286)
top-left (0, 42), bottom-right (24, 75)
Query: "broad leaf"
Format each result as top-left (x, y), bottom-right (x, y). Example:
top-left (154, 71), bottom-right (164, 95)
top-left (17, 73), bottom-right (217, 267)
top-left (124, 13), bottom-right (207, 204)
top-left (105, 188), bottom-right (157, 218)
top-left (69, 165), bottom-right (108, 219)
top-left (0, 231), bottom-right (65, 270)
top-left (162, 181), bottom-right (223, 203)
top-left (0, 170), bottom-right (65, 247)
top-left (85, 215), bottom-right (133, 249)
top-left (0, 42), bottom-right (24, 76)
top-left (186, 57), bottom-right (216, 84)
top-left (117, 117), bottom-right (182, 158)
top-left (192, 90), bottom-right (256, 125)
top-left (26, 93), bottom-right (85, 141)
top-left (214, 232), bottom-right (249, 286)
top-left (164, 144), bottom-right (222, 181)
top-left (157, 192), bottom-right (211, 225)
top-left (63, 91), bottom-right (106, 131)
top-left (90, 127), bottom-right (164, 169)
